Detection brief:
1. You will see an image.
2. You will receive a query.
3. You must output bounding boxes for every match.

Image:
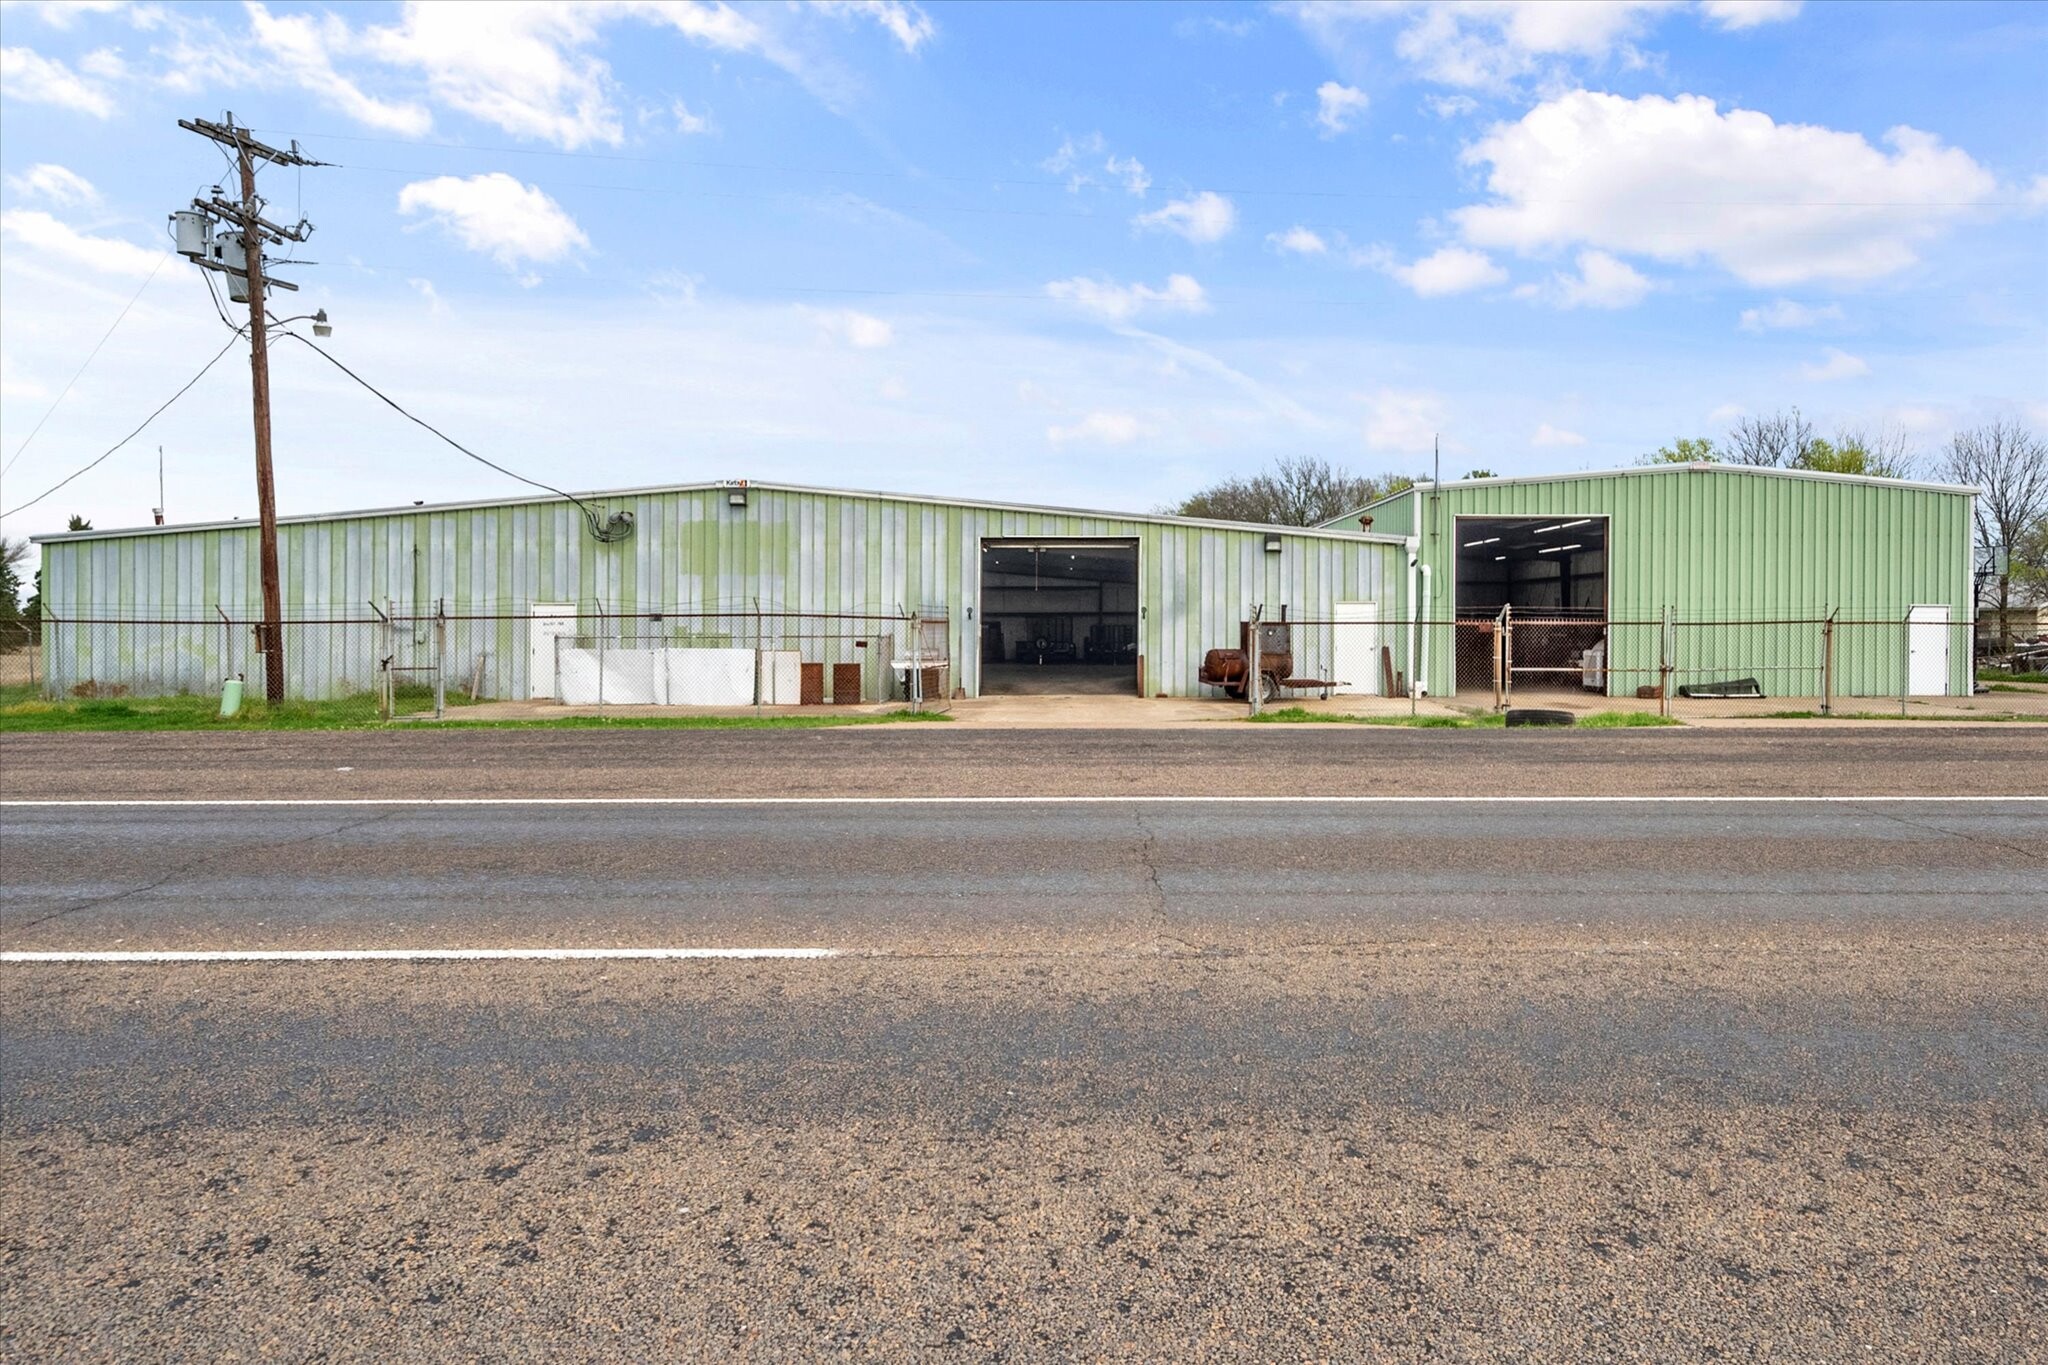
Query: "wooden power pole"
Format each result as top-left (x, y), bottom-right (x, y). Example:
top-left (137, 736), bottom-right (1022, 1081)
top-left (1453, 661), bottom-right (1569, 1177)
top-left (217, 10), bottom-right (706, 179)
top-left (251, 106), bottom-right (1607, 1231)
top-left (172, 115), bottom-right (322, 702)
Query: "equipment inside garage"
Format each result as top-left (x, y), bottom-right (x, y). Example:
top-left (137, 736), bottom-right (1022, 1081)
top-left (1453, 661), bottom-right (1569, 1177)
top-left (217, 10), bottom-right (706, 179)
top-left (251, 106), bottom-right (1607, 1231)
top-left (1456, 515), bottom-right (1610, 696)
top-left (979, 539), bottom-right (1139, 694)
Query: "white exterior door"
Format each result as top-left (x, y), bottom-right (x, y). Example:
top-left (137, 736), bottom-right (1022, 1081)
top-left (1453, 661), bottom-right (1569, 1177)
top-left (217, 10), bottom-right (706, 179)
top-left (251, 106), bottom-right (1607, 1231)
top-left (529, 603), bottom-right (578, 699)
top-left (1907, 604), bottom-right (1950, 696)
top-left (1331, 601), bottom-right (1379, 695)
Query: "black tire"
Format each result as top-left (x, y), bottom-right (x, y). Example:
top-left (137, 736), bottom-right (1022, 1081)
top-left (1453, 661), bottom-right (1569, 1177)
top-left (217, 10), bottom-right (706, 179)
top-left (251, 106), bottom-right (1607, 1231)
top-left (1506, 707), bottom-right (1576, 727)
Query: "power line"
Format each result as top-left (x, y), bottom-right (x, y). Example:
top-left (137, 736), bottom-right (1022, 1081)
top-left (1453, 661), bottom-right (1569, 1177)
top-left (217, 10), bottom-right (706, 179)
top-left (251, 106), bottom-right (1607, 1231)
top-left (2, 251), bottom-right (175, 478)
top-left (0, 333), bottom-right (242, 523)
top-left (274, 329), bottom-right (629, 541)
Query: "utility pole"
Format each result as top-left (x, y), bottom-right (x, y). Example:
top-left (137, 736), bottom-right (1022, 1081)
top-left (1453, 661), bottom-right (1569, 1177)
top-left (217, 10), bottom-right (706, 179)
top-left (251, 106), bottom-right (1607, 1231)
top-left (171, 114), bottom-right (324, 701)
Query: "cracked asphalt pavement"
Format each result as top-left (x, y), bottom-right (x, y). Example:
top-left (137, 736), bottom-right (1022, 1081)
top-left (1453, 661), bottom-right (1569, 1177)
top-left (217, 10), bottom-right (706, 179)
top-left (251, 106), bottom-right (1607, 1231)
top-left (2, 728), bottom-right (2045, 1361)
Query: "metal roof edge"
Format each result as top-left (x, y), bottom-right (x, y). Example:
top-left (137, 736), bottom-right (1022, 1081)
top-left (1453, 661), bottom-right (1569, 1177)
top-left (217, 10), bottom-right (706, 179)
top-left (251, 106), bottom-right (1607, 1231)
top-left (1404, 463), bottom-right (1979, 497)
top-left (1318, 485), bottom-right (1419, 530)
top-left (30, 478), bottom-right (1407, 547)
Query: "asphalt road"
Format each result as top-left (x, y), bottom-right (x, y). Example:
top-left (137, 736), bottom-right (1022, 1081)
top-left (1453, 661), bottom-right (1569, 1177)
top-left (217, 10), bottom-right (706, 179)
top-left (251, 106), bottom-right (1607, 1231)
top-left (2, 736), bottom-right (2046, 1361)
top-left (4, 721), bottom-right (2045, 799)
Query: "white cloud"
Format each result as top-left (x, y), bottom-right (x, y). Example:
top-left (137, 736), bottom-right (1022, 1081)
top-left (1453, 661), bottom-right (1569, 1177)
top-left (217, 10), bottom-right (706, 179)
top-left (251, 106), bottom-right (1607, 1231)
top-left (815, 309), bottom-right (894, 349)
top-left (0, 45), bottom-right (114, 117)
top-left (1043, 133), bottom-right (1147, 195)
top-left (1698, 1), bottom-right (1803, 30)
top-left (1381, 245), bottom-right (1508, 298)
top-left (1045, 274), bottom-right (1209, 322)
top-left (363, 3), bottom-right (623, 148)
top-left (812, 0), bottom-right (936, 52)
top-left (1047, 411), bottom-right (1144, 446)
top-left (0, 209), bottom-right (160, 277)
top-left (1454, 91), bottom-right (1999, 287)
top-left (245, 3), bottom-right (433, 137)
top-left (407, 277), bottom-right (449, 316)
top-left (397, 173), bottom-right (590, 272)
top-left (1532, 423), bottom-right (1586, 447)
top-left (1801, 347), bottom-right (1869, 382)
top-left (1267, 226), bottom-right (1328, 256)
top-left (1707, 402), bottom-right (1746, 425)
top-left (1133, 191), bottom-right (1236, 244)
top-left (11, 1), bottom-right (127, 29)
top-left (1545, 250), bottom-right (1653, 309)
top-left (1738, 299), bottom-right (1843, 332)
top-left (3, 163), bottom-right (99, 208)
top-left (1298, 1), bottom-right (1667, 92)
top-left (1105, 154), bottom-right (1150, 197)
top-left (1316, 81), bottom-right (1369, 135)
top-left (673, 99), bottom-right (713, 134)
top-left (1424, 94), bottom-right (1478, 119)
top-left (1364, 389), bottom-right (1447, 454)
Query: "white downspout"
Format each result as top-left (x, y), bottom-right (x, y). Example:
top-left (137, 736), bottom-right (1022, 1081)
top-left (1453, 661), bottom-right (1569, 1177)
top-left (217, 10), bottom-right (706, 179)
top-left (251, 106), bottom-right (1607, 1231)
top-left (1405, 537), bottom-right (1420, 698)
top-left (1418, 563), bottom-right (1434, 697)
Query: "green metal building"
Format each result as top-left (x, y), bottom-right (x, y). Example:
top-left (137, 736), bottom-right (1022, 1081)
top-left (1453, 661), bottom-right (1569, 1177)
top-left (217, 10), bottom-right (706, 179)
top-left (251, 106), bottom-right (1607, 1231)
top-left (33, 464), bottom-right (1977, 704)
top-left (33, 480), bottom-right (1406, 701)
top-left (1320, 463), bottom-right (1978, 699)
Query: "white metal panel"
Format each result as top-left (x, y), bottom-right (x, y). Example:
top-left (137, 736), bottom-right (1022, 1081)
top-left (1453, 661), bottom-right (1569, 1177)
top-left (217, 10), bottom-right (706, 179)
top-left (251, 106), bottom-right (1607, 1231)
top-left (528, 603), bottom-right (577, 699)
top-left (1907, 604), bottom-right (1950, 695)
top-left (1331, 601), bottom-right (1380, 695)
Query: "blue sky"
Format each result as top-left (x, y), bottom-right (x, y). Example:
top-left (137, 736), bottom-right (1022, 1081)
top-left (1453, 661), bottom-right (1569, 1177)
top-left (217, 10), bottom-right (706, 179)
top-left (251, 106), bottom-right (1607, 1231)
top-left (2, 0), bottom-right (2044, 545)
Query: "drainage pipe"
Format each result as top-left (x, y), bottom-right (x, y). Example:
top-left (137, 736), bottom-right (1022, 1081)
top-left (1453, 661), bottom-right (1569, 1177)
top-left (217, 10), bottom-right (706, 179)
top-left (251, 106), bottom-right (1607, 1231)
top-left (1418, 563), bottom-right (1435, 697)
top-left (1404, 537), bottom-right (1420, 699)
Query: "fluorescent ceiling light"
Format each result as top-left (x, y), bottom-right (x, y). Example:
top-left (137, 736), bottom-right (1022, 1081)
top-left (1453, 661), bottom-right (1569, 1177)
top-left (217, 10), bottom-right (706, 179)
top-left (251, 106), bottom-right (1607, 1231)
top-left (1560, 519), bottom-right (1592, 529)
top-left (1532, 524), bottom-right (1563, 534)
top-left (1463, 537), bottom-right (1500, 547)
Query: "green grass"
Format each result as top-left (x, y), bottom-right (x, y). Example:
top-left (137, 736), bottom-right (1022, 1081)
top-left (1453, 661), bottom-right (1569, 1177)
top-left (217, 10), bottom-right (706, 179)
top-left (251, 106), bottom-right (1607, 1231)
top-left (1574, 710), bottom-right (1685, 727)
top-left (0, 690), bottom-right (951, 732)
top-left (1977, 668), bottom-right (2048, 685)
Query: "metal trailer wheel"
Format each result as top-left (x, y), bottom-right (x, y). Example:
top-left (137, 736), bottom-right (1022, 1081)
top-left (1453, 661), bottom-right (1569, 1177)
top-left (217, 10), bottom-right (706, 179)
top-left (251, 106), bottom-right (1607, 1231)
top-left (1505, 707), bottom-right (1576, 727)
top-left (1260, 673), bottom-right (1281, 704)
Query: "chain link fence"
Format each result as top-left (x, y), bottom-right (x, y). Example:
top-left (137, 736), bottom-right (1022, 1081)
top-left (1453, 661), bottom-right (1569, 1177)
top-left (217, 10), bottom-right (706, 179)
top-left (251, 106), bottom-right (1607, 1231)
top-left (20, 606), bottom-right (950, 723)
top-left (1248, 609), bottom-right (1981, 717)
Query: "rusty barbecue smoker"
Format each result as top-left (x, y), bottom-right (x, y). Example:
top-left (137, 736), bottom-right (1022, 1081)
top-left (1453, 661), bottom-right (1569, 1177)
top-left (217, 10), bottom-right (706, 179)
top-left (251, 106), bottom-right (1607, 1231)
top-left (1199, 616), bottom-right (1341, 703)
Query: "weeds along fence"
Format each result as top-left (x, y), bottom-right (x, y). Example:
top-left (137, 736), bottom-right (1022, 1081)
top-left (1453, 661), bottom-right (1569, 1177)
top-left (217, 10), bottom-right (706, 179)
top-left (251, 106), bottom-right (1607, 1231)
top-left (26, 605), bottom-right (950, 718)
top-left (1249, 608), bottom-right (1977, 716)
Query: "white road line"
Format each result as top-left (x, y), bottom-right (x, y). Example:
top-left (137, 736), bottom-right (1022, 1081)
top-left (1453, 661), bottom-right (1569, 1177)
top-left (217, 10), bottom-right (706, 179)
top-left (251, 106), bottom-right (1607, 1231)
top-left (1, 947), bottom-right (840, 964)
top-left (1, 795), bottom-right (2041, 808)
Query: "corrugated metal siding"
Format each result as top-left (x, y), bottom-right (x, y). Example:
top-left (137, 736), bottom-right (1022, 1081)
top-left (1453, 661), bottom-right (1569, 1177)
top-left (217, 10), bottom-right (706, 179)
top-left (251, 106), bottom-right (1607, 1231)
top-left (1412, 468), bottom-right (1973, 696)
top-left (38, 486), bottom-right (1399, 699)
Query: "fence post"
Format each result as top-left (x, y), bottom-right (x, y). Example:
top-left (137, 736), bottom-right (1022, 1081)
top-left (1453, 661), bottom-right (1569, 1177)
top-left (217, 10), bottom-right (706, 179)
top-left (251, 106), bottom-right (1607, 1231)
top-left (1659, 606), bottom-right (1674, 718)
top-left (1899, 607), bottom-right (1910, 716)
top-left (1247, 604), bottom-right (1263, 718)
top-left (434, 598), bottom-right (447, 720)
top-left (1820, 608), bottom-right (1835, 717)
top-left (597, 602), bottom-right (606, 707)
top-left (1496, 604), bottom-right (1511, 711)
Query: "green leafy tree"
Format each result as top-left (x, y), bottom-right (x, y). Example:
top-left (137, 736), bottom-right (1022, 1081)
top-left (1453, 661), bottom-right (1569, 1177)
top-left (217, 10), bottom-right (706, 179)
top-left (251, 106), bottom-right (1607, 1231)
top-left (1170, 456), bottom-right (1415, 526)
top-left (66, 514), bottom-right (91, 532)
top-left (1640, 438), bottom-right (1718, 465)
top-left (1461, 468), bottom-right (1498, 480)
top-left (0, 537), bottom-right (24, 628)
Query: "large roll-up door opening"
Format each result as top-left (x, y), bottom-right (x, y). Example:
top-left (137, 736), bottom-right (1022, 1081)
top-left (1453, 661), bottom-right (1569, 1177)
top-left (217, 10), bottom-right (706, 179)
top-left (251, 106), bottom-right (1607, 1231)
top-left (1456, 516), bottom-right (1610, 697)
top-left (979, 539), bottom-right (1140, 695)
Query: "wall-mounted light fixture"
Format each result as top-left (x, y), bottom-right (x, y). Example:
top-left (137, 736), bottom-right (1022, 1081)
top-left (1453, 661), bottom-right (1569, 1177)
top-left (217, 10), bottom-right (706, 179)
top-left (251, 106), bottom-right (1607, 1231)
top-left (1264, 536), bottom-right (1284, 554)
top-left (726, 483), bottom-right (749, 508)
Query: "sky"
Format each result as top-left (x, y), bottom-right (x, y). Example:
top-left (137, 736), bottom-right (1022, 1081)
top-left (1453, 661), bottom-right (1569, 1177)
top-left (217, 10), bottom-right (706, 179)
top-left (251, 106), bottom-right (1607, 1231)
top-left (1, 0), bottom-right (2045, 552)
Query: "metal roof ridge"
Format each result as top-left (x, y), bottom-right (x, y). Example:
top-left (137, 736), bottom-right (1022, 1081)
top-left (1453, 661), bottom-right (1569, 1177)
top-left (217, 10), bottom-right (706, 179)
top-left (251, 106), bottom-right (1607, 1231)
top-left (29, 477), bottom-right (1408, 545)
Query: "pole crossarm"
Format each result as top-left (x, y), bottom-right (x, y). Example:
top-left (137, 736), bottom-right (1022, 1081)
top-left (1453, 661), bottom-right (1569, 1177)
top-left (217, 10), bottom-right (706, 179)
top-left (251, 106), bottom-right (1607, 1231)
top-left (177, 117), bottom-right (331, 170)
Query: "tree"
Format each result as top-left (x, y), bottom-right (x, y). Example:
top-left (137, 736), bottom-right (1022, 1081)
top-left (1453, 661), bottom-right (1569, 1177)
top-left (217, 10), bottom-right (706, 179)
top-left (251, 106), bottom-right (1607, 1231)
top-left (66, 514), bottom-right (91, 532)
top-left (1822, 425), bottom-right (1916, 479)
top-left (1461, 468), bottom-right (1498, 480)
top-left (0, 537), bottom-right (24, 629)
top-left (1942, 419), bottom-right (2048, 655)
top-left (1170, 456), bottom-right (1415, 526)
top-left (1725, 411), bottom-right (1815, 467)
top-left (1640, 437), bottom-right (1718, 465)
